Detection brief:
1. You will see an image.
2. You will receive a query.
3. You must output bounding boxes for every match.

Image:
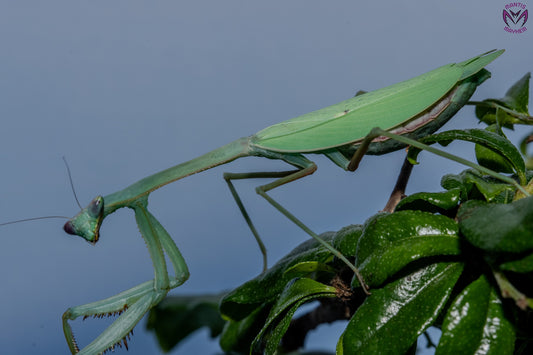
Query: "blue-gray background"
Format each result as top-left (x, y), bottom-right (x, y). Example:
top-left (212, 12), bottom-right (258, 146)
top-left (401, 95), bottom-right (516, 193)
top-left (0, 1), bottom-right (530, 354)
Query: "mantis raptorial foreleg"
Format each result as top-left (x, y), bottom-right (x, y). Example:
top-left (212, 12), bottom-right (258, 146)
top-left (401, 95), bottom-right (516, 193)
top-left (62, 199), bottom-right (189, 354)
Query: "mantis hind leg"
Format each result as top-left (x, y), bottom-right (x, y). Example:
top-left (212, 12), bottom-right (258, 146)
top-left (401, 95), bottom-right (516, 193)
top-left (224, 170), bottom-right (300, 272)
top-left (326, 148), bottom-right (415, 212)
top-left (223, 154), bottom-right (369, 293)
top-left (340, 127), bottom-right (528, 209)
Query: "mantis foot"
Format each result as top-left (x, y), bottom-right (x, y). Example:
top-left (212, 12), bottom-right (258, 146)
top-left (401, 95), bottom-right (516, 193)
top-left (62, 280), bottom-right (168, 354)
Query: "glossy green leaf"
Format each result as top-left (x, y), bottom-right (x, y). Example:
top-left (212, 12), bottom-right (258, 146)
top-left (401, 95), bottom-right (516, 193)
top-left (219, 304), bottom-right (270, 353)
top-left (437, 275), bottom-right (515, 354)
top-left (408, 129), bottom-right (526, 184)
top-left (252, 278), bottom-right (337, 355)
top-left (458, 196), bottom-right (533, 253)
top-left (220, 225), bottom-right (362, 320)
top-left (284, 261), bottom-right (336, 275)
top-left (340, 262), bottom-right (463, 355)
top-left (354, 211), bottom-right (460, 288)
top-left (520, 131), bottom-right (533, 170)
top-left (500, 72), bottom-right (530, 113)
top-left (394, 188), bottom-right (461, 214)
top-left (476, 72), bottom-right (531, 127)
top-left (440, 169), bottom-right (515, 203)
top-left (331, 224), bottom-right (364, 258)
top-left (146, 294), bottom-right (226, 352)
top-left (475, 124), bottom-right (515, 173)
top-left (499, 252), bottom-right (533, 273)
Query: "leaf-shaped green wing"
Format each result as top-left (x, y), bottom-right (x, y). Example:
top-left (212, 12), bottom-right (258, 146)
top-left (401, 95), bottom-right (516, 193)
top-left (252, 51), bottom-right (502, 153)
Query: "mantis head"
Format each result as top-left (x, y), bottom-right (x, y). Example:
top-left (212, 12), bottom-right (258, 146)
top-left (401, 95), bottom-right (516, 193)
top-left (63, 196), bottom-right (104, 244)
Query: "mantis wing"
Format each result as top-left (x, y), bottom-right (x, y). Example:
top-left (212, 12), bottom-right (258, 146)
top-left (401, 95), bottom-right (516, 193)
top-left (252, 50), bottom-right (504, 153)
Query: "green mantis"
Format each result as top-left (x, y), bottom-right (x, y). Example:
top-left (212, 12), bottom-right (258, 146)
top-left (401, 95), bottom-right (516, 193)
top-left (61, 50), bottom-right (506, 354)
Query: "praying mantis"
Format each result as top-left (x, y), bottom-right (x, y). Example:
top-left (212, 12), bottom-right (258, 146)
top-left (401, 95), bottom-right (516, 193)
top-left (55, 50), bottom-right (509, 354)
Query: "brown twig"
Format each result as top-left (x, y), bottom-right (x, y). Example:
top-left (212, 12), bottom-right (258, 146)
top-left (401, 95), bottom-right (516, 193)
top-left (382, 156), bottom-right (414, 213)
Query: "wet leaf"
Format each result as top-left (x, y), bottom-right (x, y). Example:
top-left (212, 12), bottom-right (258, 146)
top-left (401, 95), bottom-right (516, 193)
top-left (408, 129), bottom-right (526, 184)
top-left (476, 72), bottom-right (531, 127)
top-left (395, 188), bottom-right (461, 214)
top-left (475, 124), bottom-right (515, 173)
top-left (354, 211), bottom-right (460, 288)
top-left (284, 261), bottom-right (336, 275)
top-left (520, 131), bottom-right (533, 170)
top-left (220, 225), bottom-right (362, 320)
top-left (440, 169), bottom-right (515, 203)
top-left (340, 262), bottom-right (463, 355)
top-left (252, 278), bottom-right (337, 355)
top-left (219, 304), bottom-right (270, 353)
top-left (437, 275), bottom-right (515, 354)
top-left (457, 196), bottom-right (533, 253)
top-left (499, 252), bottom-right (533, 273)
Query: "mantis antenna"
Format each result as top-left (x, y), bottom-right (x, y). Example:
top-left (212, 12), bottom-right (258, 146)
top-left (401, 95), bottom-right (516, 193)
top-left (0, 157), bottom-right (83, 227)
top-left (62, 156), bottom-right (83, 210)
top-left (0, 215), bottom-right (69, 227)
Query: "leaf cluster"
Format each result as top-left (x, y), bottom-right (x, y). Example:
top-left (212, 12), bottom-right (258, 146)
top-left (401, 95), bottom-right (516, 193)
top-left (147, 74), bottom-right (533, 354)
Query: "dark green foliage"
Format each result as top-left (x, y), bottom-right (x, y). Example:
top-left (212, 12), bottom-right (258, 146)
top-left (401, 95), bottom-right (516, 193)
top-left (458, 197), bottom-right (533, 252)
top-left (440, 169), bottom-right (516, 202)
top-left (251, 278), bottom-right (337, 354)
top-left (475, 124), bottom-right (516, 173)
top-left (354, 211), bottom-right (461, 288)
top-left (408, 128), bottom-right (527, 184)
top-left (220, 225), bottom-right (363, 321)
top-left (437, 275), bottom-right (515, 354)
top-left (145, 294), bottom-right (226, 352)
top-left (475, 73), bottom-right (531, 127)
top-left (341, 262), bottom-right (463, 355)
top-left (147, 73), bottom-right (533, 354)
top-left (395, 188), bottom-right (461, 215)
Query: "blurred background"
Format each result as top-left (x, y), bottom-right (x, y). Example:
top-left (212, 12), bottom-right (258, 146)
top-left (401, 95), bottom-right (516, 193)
top-left (0, 1), bottom-right (530, 354)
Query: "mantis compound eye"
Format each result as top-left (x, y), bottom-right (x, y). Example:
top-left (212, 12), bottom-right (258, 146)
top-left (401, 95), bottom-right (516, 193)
top-left (88, 196), bottom-right (104, 218)
top-left (63, 221), bottom-right (77, 235)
